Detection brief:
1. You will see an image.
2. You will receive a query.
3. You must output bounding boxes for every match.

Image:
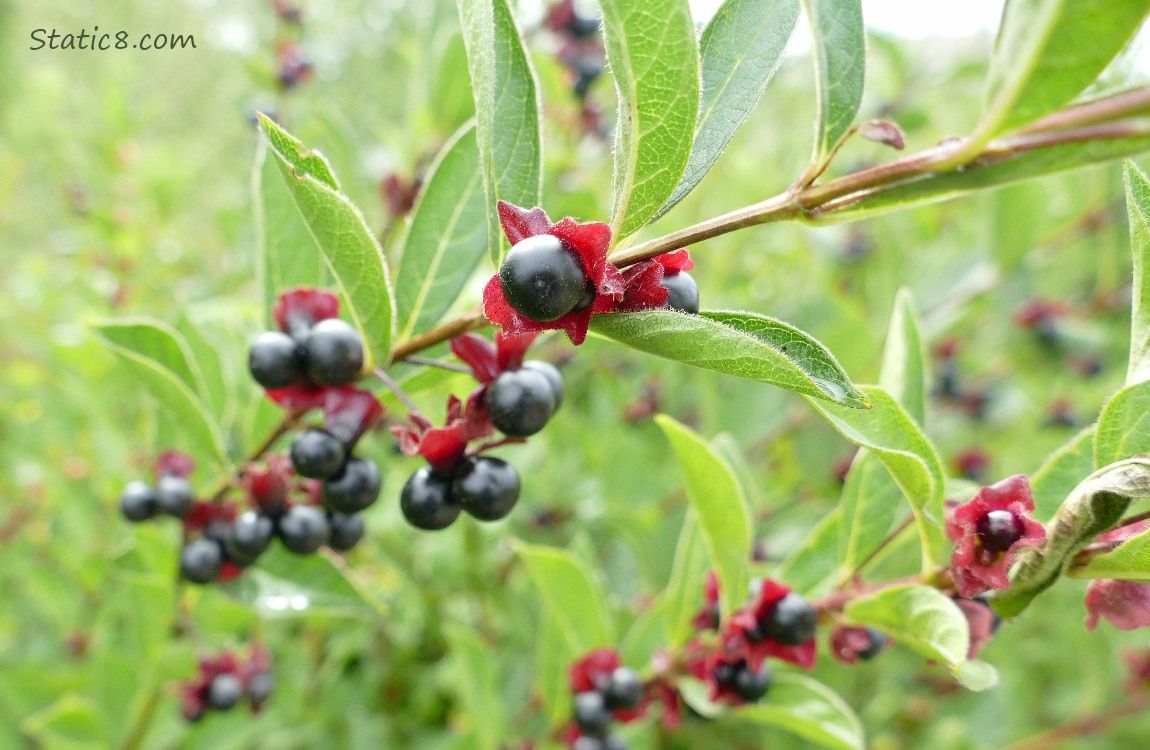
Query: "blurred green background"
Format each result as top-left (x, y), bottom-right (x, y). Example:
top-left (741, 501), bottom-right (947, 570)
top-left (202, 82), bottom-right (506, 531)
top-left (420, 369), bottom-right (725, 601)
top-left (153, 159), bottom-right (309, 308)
top-left (3, 0), bottom-right (1150, 748)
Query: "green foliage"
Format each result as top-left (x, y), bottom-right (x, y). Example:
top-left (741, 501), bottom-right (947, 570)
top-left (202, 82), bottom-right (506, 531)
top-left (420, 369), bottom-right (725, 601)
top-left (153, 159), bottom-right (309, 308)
top-left (513, 541), bottom-right (616, 657)
top-left (802, 0), bottom-right (866, 163)
top-left (1126, 160), bottom-right (1150, 383)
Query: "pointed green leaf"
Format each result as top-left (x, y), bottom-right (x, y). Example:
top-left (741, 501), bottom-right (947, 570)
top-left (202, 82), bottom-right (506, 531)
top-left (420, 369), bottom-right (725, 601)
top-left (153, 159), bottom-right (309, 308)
top-left (458, 0), bottom-right (543, 265)
top-left (845, 584), bottom-right (969, 669)
top-left (591, 310), bottom-right (868, 408)
top-left (803, 0), bottom-right (866, 163)
top-left (993, 457), bottom-right (1150, 618)
top-left (878, 288), bottom-right (927, 425)
top-left (446, 626), bottom-right (505, 750)
top-left (657, 0), bottom-right (800, 218)
top-left (734, 674), bottom-right (866, 750)
top-left (655, 416), bottom-right (752, 619)
top-left (1126, 160), bottom-right (1150, 384)
top-left (663, 512), bottom-right (711, 647)
top-left (808, 385), bottom-right (947, 572)
top-left (92, 320), bottom-right (230, 476)
top-left (1031, 425), bottom-right (1095, 520)
top-left (1074, 524), bottom-right (1150, 580)
top-left (535, 613), bottom-right (570, 724)
top-left (837, 451), bottom-right (903, 579)
top-left (232, 547), bottom-right (388, 618)
top-left (513, 541), bottom-right (615, 654)
top-left (979, 0), bottom-right (1150, 137)
top-left (259, 114), bottom-right (395, 367)
top-left (395, 123), bottom-right (488, 340)
top-left (777, 510), bottom-right (842, 595)
top-left (1097, 380), bottom-right (1150, 467)
top-left (601, 0), bottom-right (700, 239)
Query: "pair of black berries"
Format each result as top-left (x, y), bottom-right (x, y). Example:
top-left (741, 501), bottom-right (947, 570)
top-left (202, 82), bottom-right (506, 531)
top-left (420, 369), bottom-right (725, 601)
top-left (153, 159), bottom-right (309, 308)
top-left (498, 235), bottom-right (699, 323)
top-left (119, 476), bottom-right (194, 521)
top-left (290, 429), bottom-right (382, 516)
top-left (572, 667), bottom-right (642, 750)
top-left (715, 659), bottom-right (773, 703)
top-left (188, 671), bottom-right (274, 721)
top-left (748, 591), bottom-right (819, 646)
top-left (248, 317), bottom-right (364, 390)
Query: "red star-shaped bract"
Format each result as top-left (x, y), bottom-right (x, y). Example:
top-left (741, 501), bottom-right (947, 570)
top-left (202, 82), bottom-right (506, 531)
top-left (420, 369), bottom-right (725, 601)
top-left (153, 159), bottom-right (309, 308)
top-left (1085, 579), bottom-right (1150, 631)
top-left (482, 201), bottom-right (623, 346)
top-left (391, 392), bottom-right (494, 474)
top-left (721, 578), bottom-right (817, 671)
top-left (242, 454), bottom-right (294, 517)
top-left (613, 250), bottom-right (695, 312)
top-left (154, 451), bottom-right (195, 480)
top-left (829, 626), bottom-right (878, 665)
top-left (273, 287), bottom-right (340, 338)
top-left (568, 648), bottom-right (620, 693)
top-left (953, 598), bottom-right (998, 658)
top-left (946, 474), bottom-right (1046, 598)
top-left (451, 332), bottom-right (538, 385)
top-left (182, 499), bottom-right (237, 537)
top-left (323, 387), bottom-right (384, 445)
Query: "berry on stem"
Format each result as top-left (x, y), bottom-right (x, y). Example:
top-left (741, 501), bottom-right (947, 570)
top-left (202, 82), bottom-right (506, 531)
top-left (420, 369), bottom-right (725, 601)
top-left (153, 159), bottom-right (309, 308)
top-left (400, 467), bottom-right (461, 530)
top-left (733, 662), bottom-right (772, 702)
top-left (976, 509), bottom-right (1025, 552)
top-left (485, 368), bottom-right (557, 437)
top-left (603, 667), bottom-right (644, 711)
top-left (290, 429), bottom-right (347, 480)
top-left (573, 690), bottom-right (613, 737)
top-left (120, 481), bottom-right (158, 522)
top-left (180, 538), bottom-right (223, 584)
top-left (225, 511), bottom-right (274, 564)
top-left (322, 457), bottom-right (382, 514)
top-left (248, 671), bottom-right (275, 707)
top-left (498, 234), bottom-right (588, 322)
top-left (858, 628), bottom-right (887, 660)
top-left (522, 359), bottom-right (565, 409)
top-left (208, 673), bottom-right (244, 711)
top-left (659, 270), bottom-right (699, 314)
top-left (453, 457), bottom-right (520, 522)
top-left (277, 504), bottom-right (331, 554)
top-left (760, 592), bottom-right (818, 646)
top-left (303, 318), bottom-right (364, 386)
top-left (156, 475), bottom-right (194, 518)
top-left (248, 331), bottom-right (302, 389)
top-left (328, 512), bottom-right (365, 551)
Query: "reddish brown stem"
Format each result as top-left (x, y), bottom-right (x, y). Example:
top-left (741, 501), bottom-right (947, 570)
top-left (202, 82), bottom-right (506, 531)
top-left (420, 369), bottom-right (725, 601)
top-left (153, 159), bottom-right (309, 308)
top-left (1002, 694), bottom-right (1149, 750)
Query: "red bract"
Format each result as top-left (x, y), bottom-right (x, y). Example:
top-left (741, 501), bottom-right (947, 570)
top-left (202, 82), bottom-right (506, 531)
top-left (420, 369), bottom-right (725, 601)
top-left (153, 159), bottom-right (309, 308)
top-left (691, 571), bottom-right (721, 631)
top-left (391, 392), bottom-right (495, 473)
top-left (568, 648), bottom-right (620, 693)
top-left (182, 500), bottom-right (237, 536)
top-left (272, 287), bottom-right (339, 338)
top-left (953, 598), bottom-right (999, 658)
top-left (723, 578), bottom-right (817, 670)
top-left (614, 250), bottom-right (695, 312)
top-left (451, 331), bottom-right (538, 384)
top-left (1085, 579), bottom-right (1150, 631)
top-left (946, 474), bottom-right (1046, 598)
top-left (323, 387), bottom-right (384, 445)
top-left (154, 451), bottom-right (195, 480)
top-left (830, 626), bottom-right (879, 665)
top-left (242, 454), bottom-right (293, 517)
top-left (1123, 647), bottom-right (1150, 694)
top-left (1013, 299), bottom-right (1066, 329)
top-left (482, 201), bottom-right (623, 346)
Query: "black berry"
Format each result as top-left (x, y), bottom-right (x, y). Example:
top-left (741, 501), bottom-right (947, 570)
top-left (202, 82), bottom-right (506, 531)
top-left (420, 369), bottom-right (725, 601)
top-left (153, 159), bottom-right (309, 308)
top-left (400, 467), bottom-right (460, 531)
top-left (119, 481), bottom-right (158, 522)
top-left (248, 331), bottom-right (303, 389)
top-left (498, 234), bottom-right (587, 322)
top-left (225, 511), bottom-right (274, 565)
top-left (453, 457), bottom-right (520, 522)
top-left (208, 673), bottom-right (244, 711)
top-left (303, 318), bottom-right (364, 386)
top-left (761, 592), bottom-right (818, 645)
top-left (733, 663), bottom-right (772, 702)
top-left (277, 504), bottom-right (331, 554)
top-left (180, 538), bottom-right (223, 584)
top-left (857, 628), bottom-right (887, 660)
top-left (156, 475), bottom-right (194, 518)
top-left (660, 271), bottom-right (699, 314)
top-left (976, 509), bottom-right (1024, 552)
top-left (522, 359), bottom-right (565, 409)
top-left (248, 672), bottom-right (275, 707)
top-left (328, 513), bottom-right (365, 551)
top-left (322, 457), bottom-right (382, 514)
top-left (290, 429), bottom-right (347, 480)
top-left (574, 737), bottom-right (627, 750)
top-left (573, 690), bottom-right (612, 738)
top-left (568, 13), bottom-right (600, 38)
top-left (485, 368), bottom-right (557, 437)
top-left (603, 667), bottom-right (644, 711)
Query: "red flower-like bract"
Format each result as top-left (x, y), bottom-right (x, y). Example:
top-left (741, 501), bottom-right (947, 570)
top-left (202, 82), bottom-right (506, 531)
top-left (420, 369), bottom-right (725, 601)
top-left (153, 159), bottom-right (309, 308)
top-left (154, 451), bottom-right (195, 481)
top-left (451, 331), bottom-right (538, 385)
top-left (391, 392), bottom-right (495, 474)
top-left (482, 201), bottom-right (624, 345)
top-left (1085, 579), bottom-right (1150, 631)
top-left (830, 626), bottom-right (880, 665)
top-left (565, 648), bottom-right (648, 726)
top-left (945, 474), bottom-right (1046, 598)
top-left (613, 250), bottom-right (694, 313)
top-left (721, 578), bottom-right (817, 671)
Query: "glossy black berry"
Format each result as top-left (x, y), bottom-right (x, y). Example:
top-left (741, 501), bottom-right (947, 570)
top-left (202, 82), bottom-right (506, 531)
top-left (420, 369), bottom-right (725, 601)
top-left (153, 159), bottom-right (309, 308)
top-left (277, 504), bottom-right (330, 554)
top-left (574, 737), bottom-right (627, 750)
top-left (485, 368), bottom-right (557, 437)
top-left (328, 513), bottom-right (365, 551)
top-left (400, 467), bottom-right (461, 531)
top-left (976, 509), bottom-right (1024, 552)
top-left (453, 457), bottom-right (520, 522)
top-left (733, 663), bottom-right (772, 702)
top-left (522, 359), bottom-right (564, 409)
top-left (604, 667), bottom-right (644, 711)
top-left (660, 271), bottom-right (699, 314)
top-left (303, 318), bottom-right (364, 386)
top-left (225, 511), bottom-right (274, 566)
top-left (290, 429), bottom-right (347, 480)
top-left (248, 672), bottom-right (275, 707)
top-left (180, 538), bottom-right (223, 584)
top-left (857, 628), bottom-right (887, 660)
top-left (573, 690), bottom-right (612, 738)
top-left (208, 673), bottom-right (244, 711)
top-left (156, 475), bottom-right (194, 518)
top-left (498, 234), bottom-right (587, 322)
top-left (568, 13), bottom-right (601, 38)
top-left (248, 331), bottom-right (303, 389)
top-left (322, 457), bottom-right (382, 514)
top-left (119, 481), bottom-right (158, 522)
top-left (761, 592), bottom-right (818, 645)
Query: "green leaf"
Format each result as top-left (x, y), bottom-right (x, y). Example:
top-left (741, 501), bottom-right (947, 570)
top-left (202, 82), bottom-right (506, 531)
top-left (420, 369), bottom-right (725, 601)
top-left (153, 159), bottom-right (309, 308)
top-left (734, 674), bottom-right (866, 750)
top-left (980, 0), bottom-right (1150, 137)
top-left (993, 457), bottom-right (1150, 618)
top-left (1074, 524), bottom-right (1150, 580)
top-left (656, 0), bottom-right (800, 218)
top-left (845, 584), bottom-right (970, 668)
top-left (1031, 425), bottom-right (1096, 520)
top-left (21, 694), bottom-right (110, 750)
top-left (878, 288), bottom-right (927, 425)
top-left (837, 451), bottom-right (903, 580)
top-left (1126, 160), bottom-right (1150, 385)
top-left (601, 0), bottom-right (700, 239)
top-left (808, 385), bottom-right (947, 572)
top-left (395, 123), bottom-right (488, 340)
top-left (951, 660), bottom-right (1001, 691)
top-left (253, 137), bottom-right (329, 324)
top-left (663, 512), bottom-right (712, 647)
top-left (230, 547), bottom-right (389, 618)
top-left (458, 0), bottom-right (543, 264)
top-left (802, 0), bottom-right (866, 163)
top-left (776, 510), bottom-right (842, 595)
top-left (591, 310), bottom-right (868, 408)
top-left (1096, 380), bottom-right (1150, 467)
top-left (535, 613), bottom-right (570, 725)
top-left (512, 541), bottom-right (615, 654)
top-left (92, 319), bottom-right (230, 476)
top-left (259, 114), bottom-right (395, 367)
top-left (655, 415), bottom-right (753, 619)
top-left (446, 626), bottom-right (505, 750)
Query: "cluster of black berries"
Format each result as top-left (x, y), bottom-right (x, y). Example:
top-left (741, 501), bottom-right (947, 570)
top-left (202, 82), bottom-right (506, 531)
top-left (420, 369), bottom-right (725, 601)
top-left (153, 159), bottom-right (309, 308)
top-left (571, 667), bottom-right (642, 750)
top-left (249, 315), bottom-right (364, 391)
top-left (119, 473), bottom-right (193, 522)
top-left (546, 0), bottom-right (605, 101)
top-left (289, 428), bottom-right (380, 535)
top-left (711, 658), bottom-right (772, 703)
top-left (180, 648), bottom-right (273, 722)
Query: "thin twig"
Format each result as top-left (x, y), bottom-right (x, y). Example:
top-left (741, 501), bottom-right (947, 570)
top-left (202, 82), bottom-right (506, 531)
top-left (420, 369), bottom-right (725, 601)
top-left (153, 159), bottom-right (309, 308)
top-left (389, 309), bottom-right (489, 363)
top-left (401, 356), bottom-right (473, 374)
top-left (374, 367), bottom-right (425, 419)
top-left (835, 515), bottom-right (916, 590)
